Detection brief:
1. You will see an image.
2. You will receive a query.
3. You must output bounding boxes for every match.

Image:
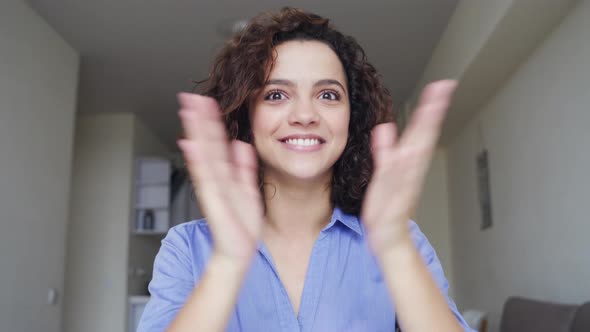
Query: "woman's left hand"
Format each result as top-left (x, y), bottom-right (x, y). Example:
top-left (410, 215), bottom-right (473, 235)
top-left (361, 80), bottom-right (457, 258)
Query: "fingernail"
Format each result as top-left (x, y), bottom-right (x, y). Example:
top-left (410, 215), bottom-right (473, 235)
top-left (177, 92), bottom-right (199, 107)
top-left (440, 80), bottom-right (458, 93)
top-left (177, 92), bottom-right (189, 105)
top-left (177, 139), bottom-right (188, 151)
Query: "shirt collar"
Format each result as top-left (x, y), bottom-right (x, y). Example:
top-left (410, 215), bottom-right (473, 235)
top-left (322, 206), bottom-right (363, 236)
top-left (257, 206), bottom-right (363, 253)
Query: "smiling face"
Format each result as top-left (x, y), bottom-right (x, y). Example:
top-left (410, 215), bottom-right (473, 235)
top-left (249, 40), bottom-right (351, 184)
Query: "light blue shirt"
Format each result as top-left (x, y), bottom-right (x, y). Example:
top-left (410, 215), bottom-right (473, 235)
top-left (138, 207), bottom-right (474, 331)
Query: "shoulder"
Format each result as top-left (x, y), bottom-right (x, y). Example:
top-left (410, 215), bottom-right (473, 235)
top-left (160, 219), bottom-right (214, 267)
top-left (165, 218), bottom-right (211, 244)
top-left (355, 216), bottom-right (435, 261)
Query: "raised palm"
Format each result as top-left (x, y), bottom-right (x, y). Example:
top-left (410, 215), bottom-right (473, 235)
top-left (362, 80), bottom-right (457, 255)
top-left (177, 93), bottom-right (264, 261)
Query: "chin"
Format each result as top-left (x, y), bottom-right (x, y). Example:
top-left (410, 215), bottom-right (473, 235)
top-left (278, 162), bottom-right (333, 183)
top-left (258, 148), bottom-right (341, 184)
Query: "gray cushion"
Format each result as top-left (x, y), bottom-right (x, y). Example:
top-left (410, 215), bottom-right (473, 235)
top-left (500, 297), bottom-right (578, 332)
top-left (571, 302), bottom-right (590, 332)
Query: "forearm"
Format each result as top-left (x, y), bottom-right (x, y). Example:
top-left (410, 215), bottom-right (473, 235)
top-left (167, 253), bottom-right (251, 332)
top-left (377, 238), bottom-right (463, 332)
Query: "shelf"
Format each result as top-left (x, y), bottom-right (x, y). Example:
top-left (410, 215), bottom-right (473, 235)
top-left (133, 230), bottom-right (167, 236)
top-left (129, 295), bottom-right (150, 305)
top-left (135, 181), bottom-right (170, 187)
top-left (134, 206), bottom-right (169, 210)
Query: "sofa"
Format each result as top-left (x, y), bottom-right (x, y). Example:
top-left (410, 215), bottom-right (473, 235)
top-left (500, 296), bottom-right (590, 332)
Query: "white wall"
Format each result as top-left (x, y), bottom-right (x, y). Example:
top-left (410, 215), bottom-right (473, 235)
top-left (447, 1), bottom-right (590, 331)
top-left (0, 1), bottom-right (79, 331)
top-left (413, 0), bottom-right (577, 144)
top-left (416, 0), bottom-right (512, 86)
top-left (64, 114), bottom-right (171, 332)
top-left (415, 150), bottom-right (454, 294)
top-left (63, 114), bottom-right (135, 332)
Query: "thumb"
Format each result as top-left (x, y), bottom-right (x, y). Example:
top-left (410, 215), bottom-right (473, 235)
top-left (230, 140), bottom-right (258, 187)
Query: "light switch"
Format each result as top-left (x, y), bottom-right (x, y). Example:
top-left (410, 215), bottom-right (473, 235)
top-left (47, 288), bottom-right (58, 305)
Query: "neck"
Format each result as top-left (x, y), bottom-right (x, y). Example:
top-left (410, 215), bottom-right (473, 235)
top-left (262, 171), bottom-right (334, 239)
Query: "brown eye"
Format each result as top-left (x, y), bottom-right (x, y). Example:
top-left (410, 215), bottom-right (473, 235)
top-left (264, 90), bottom-right (287, 101)
top-left (319, 90), bottom-right (340, 101)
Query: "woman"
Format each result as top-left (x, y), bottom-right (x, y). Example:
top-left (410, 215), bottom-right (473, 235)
top-left (138, 7), bottom-right (474, 332)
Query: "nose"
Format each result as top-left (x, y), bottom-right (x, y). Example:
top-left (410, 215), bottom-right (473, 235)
top-left (288, 101), bottom-right (319, 127)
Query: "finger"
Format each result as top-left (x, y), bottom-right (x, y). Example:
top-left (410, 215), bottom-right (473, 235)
top-left (230, 140), bottom-right (258, 188)
top-left (371, 122), bottom-right (397, 166)
top-left (177, 93), bottom-right (230, 163)
top-left (178, 139), bottom-right (217, 184)
top-left (399, 80), bottom-right (457, 149)
top-left (177, 138), bottom-right (233, 224)
top-left (177, 93), bottom-right (222, 139)
top-left (230, 140), bottom-right (264, 238)
top-left (178, 107), bottom-right (228, 155)
top-left (371, 122), bottom-right (398, 149)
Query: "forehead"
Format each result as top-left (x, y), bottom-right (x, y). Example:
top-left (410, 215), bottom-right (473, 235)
top-left (269, 40), bottom-right (347, 84)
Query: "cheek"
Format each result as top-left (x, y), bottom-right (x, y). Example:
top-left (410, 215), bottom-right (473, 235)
top-left (249, 108), bottom-right (266, 137)
top-left (250, 108), bottom-right (281, 141)
top-left (332, 111), bottom-right (350, 141)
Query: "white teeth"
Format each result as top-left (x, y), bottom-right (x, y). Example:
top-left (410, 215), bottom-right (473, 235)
top-left (285, 138), bottom-right (320, 146)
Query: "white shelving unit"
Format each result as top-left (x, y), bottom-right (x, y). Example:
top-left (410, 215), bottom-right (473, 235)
top-left (133, 157), bottom-right (171, 234)
top-left (127, 155), bottom-right (204, 331)
top-left (132, 229), bottom-right (168, 236)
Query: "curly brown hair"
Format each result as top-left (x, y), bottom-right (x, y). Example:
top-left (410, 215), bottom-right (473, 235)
top-left (195, 7), bottom-right (395, 216)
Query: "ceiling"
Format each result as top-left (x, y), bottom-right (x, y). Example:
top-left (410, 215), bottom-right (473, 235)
top-left (27, 0), bottom-right (458, 149)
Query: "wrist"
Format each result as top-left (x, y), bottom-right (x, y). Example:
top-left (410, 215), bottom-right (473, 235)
top-left (209, 251), bottom-right (254, 277)
top-left (374, 236), bottom-right (418, 267)
top-left (367, 219), bottom-right (414, 257)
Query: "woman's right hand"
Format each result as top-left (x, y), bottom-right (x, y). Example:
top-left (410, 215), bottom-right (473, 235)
top-left (177, 93), bottom-right (264, 264)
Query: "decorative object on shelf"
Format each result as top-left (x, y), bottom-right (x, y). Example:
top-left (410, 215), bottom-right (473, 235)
top-left (476, 122), bottom-right (493, 231)
top-left (476, 149), bottom-right (493, 230)
top-left (143, 209), bottom-right (155, 230)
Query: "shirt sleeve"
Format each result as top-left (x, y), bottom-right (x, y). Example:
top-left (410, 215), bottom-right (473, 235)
top-left (408, 221), bottom-right (477, 332)
top-left (136, 224), bottom-right (203, 332)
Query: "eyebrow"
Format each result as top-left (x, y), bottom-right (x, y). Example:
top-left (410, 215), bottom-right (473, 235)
top-left (265, 78), bottom-right (348, 95)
